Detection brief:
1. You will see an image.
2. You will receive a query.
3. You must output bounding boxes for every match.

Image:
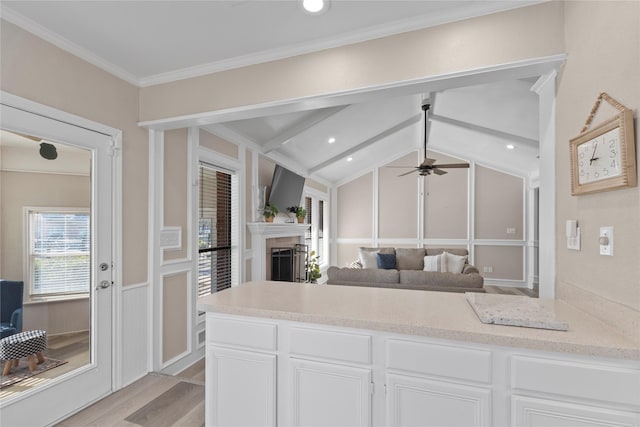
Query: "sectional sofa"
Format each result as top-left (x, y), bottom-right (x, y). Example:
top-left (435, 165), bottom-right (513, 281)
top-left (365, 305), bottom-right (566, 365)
top-left (326, 247), bottom-right (485, 293)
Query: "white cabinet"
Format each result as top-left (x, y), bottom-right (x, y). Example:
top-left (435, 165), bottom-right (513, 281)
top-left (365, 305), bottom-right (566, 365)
top-left (386, 373), bottom-right (491, 427)
top-left (204, 313), bottom-right (639, 427)
top-left (386, 338), bottom-right (492, 427)
top-left (290, 358), bottom-right (372, 427)
top-left (206, 345), bottom-right (276, 427)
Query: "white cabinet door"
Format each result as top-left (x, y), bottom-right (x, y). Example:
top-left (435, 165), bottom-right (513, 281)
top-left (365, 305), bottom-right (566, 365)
top-left (290, 358), bottom-right (372, 427)
top-left (206, 345), bottom-right (276, 427)
top-left (512, 396), bottom-right (638, 427)
top-left (386, 373), bottom-right (492, 427)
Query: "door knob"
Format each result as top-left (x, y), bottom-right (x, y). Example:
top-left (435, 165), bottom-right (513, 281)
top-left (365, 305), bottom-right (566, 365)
top-left (96, 280), bottom-right (111, 290)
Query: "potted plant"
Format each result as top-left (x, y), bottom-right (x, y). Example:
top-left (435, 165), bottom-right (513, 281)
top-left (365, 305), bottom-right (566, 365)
top-left (262, 203), bottom-right (278, 222)
top-left (287, 206), bottom-right (307, 223)
top-left (306, 250), bottom-right (321, 283)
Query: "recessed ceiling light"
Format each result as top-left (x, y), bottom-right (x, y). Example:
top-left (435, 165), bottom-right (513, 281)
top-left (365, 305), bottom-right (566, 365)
top-left (328, 137), bottom-right (336, 144)
top-left (506, 144), bottom-right (515, 150)
top-left (346, 157), bottom-right (353, 162)
top-left (300, 0), bottom-right (329, 14)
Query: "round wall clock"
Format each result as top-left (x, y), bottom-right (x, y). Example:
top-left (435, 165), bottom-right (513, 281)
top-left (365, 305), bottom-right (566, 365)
top-left (570, 94), bottom-right (636, 196)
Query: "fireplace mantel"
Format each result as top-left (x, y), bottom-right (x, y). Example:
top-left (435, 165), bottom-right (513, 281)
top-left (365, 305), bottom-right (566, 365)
top-left (247, 222), bottom-right (308, 280)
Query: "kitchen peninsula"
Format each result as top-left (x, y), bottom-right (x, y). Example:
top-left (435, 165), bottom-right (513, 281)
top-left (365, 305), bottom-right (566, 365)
top-left (198, 281), bottom-right (639, 427)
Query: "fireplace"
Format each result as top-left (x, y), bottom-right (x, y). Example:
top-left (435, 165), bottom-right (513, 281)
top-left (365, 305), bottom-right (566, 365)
top-left (271, 244), bottom-right (307, 282)
top-left (247, 222), bottom-right (308, 281)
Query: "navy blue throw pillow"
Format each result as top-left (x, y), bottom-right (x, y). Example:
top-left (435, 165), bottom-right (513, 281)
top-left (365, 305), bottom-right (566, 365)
top-left (377, 252), bottom-right (396, 269)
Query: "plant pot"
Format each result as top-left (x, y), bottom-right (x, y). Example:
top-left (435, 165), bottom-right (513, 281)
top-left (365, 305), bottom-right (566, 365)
top-left (297, 217), bottom-right (304, 224)
top-left (265, 216), bottom-right (274, 223)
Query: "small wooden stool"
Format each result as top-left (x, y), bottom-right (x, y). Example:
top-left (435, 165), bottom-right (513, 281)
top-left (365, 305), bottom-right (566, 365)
top-left (0, 330), bottom-right (47, 376)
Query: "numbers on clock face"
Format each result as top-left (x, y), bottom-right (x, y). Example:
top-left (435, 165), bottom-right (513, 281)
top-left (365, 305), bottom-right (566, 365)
top-left (577, 127), bottom-right (621, 184)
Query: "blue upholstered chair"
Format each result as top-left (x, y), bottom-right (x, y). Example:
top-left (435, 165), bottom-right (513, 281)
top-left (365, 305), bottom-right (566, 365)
top-left (0, 280), bottom-right (24, 338)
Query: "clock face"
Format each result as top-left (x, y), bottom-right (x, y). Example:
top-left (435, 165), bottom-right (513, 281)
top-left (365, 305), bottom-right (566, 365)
top-left (577, 127), bottom-right (622, 184)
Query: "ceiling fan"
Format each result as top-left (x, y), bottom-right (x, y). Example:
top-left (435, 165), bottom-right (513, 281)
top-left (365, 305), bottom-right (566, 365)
top-left (392, 103), bottom-right (469, 177)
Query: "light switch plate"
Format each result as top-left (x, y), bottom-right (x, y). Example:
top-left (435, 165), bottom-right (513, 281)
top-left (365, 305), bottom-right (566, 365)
top-left (599, 226), bottom-right (614, 256)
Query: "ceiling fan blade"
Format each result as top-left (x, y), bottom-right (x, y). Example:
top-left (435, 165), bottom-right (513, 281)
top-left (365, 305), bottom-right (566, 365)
top-left (433, 168), bottom-right (448, 175)
top-left (398, 169), bottom-right (419, 177)
top-left (420, 158), bottom-right (436, 167)
top-left (433, 163), bottom-right (469, 169)
top-left (386, 166), bottom-right (417, 169)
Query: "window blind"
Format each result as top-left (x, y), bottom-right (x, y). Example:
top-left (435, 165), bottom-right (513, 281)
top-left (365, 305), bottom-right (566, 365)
top-left (318, 199), bottom-right (324, 260)
top-left (304, 196), bottom-right (312, 244)
top-left (29, 210), bottom-right (90, 295)
top-left (198, 164), bottom-right (232, 296)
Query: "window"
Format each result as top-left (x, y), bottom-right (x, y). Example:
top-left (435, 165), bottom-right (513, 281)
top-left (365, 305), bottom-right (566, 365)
top-left (302, 192), bottom-right (328, 266)
top-left (198, 164), bottom-right (233, 296)
top-left (27, 208), bottom-right (90, 296)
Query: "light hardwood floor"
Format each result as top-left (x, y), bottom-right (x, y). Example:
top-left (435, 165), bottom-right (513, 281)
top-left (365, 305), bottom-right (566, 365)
top-left (0, 331), bottom-right (90, 400)
top-left (56, 361), bottom-right (206, 427)
top-left (484, 284), bottom-right (539, 297)
top-left (57, 373), bottom-right (205, 427)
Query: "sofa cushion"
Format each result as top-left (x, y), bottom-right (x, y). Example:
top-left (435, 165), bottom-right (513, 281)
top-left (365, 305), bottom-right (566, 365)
top-left (426, 248), bottom-right (468, 257)
top-left (395, 248), bottom-right (426, 270)
top-left (423, 254), bottom-right (446, 272)
top-left (359, 247), bottom-right (396, 269)
top-left (347, 260), bottom-right (362, 269)
top-left (377, 253), bottom-right (396, 269)
top-left (359, 247), bottom-right (396, 255)
top-left (359, 250), bottom-right (379, 269)
top-left (444, 252), bottom-right (468, 273)
top-left (327, 266), bottom-right (399, 284)
top-left (399, 270), bottom-right (483, 289)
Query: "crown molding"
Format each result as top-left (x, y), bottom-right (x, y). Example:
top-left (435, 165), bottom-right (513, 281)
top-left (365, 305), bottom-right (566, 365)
top-left (1, 5), bottom-right (140, 87)
top-left (139, 1), bottom-right (542, 87)
top-left (2, 1), bottom-right (543, 88)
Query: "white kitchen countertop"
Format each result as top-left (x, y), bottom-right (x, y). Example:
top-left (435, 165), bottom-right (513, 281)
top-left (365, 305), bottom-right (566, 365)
top-left (197, 281), bottom-right (639, 360)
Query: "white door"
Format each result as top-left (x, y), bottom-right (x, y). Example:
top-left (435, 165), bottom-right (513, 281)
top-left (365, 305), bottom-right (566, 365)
top-left (0, 102), bottom-right (115, 426)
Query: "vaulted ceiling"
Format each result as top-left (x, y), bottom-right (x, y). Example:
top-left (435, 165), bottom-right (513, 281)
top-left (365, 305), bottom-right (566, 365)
top-left (2, 0), bottom-right (543, 185)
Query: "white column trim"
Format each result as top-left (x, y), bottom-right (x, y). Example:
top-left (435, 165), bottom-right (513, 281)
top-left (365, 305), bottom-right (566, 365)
top-left (531, 70), bottom-right (557, 299)
top-left (148, 129), bottom-right (164, 371)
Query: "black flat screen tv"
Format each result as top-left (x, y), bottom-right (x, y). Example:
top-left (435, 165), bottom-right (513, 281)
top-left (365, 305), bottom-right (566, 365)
top-left (268, 165), bottom-right (305, 211)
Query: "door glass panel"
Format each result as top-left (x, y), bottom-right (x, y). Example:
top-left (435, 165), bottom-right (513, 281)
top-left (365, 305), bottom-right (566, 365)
top-left (0, 129), bottom-right (92, 399)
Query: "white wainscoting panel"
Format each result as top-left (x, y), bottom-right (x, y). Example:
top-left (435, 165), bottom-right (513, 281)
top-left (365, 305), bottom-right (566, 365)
top-left (121, 282), bottom-right (150, 386)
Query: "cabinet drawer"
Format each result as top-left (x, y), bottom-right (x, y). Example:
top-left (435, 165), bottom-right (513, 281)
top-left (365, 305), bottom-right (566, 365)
top-left (290, 327), bottom-right (371, 365)
top-left (387, 339), bottom-right (492, 384)
top-left (512, 395), bottom-right (637, 427)
top-left (511, 355), bottom-right (640, 408)
top-left (207, 315), bottom-right (277, 351)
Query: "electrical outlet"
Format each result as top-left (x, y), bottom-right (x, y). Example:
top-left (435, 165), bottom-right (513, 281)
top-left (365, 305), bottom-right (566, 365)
top-left (506, 227), bottom-right (516, 234)
top-left (483, 266), bottom-right (493, 273)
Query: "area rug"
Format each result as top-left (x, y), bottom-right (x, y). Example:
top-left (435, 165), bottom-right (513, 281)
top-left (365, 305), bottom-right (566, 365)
top-left (0, 357), bottom-right (68, 389)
